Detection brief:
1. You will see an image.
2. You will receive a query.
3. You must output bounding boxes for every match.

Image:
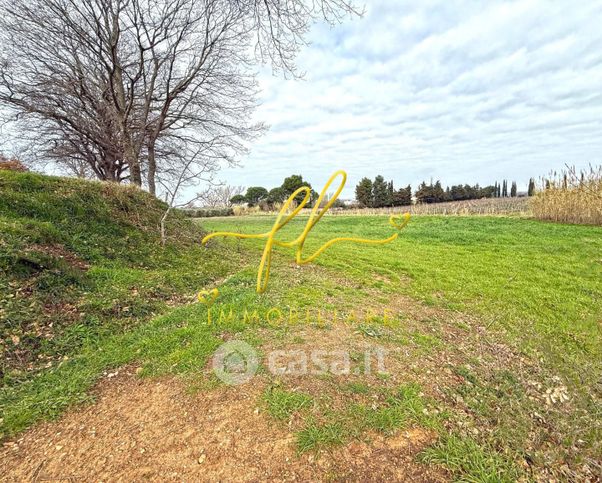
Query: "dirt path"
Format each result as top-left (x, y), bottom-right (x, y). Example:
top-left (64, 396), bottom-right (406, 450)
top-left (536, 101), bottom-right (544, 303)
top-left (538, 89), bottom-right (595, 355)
top-left (1, 366), bottom-right (446, 482)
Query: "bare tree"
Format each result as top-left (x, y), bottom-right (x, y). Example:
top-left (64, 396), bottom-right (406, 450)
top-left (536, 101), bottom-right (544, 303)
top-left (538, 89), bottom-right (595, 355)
top-left (196, 184), bottom-right (245, 208)
top-left (158, 141), bottom-right (222, 245)
top-left (0, 0), bottom-right (358, 196)
top-left (0, 0), bottom-right (131, 181)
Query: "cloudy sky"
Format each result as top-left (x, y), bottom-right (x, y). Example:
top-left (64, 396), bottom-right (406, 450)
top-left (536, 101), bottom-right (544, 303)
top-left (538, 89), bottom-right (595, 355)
top-left (219, 0), bottom-right (602, 198)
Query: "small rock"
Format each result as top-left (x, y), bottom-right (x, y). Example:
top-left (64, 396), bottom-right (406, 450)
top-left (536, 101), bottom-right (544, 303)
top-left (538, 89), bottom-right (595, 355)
top-left (198, 453), bottom-right (206, 464)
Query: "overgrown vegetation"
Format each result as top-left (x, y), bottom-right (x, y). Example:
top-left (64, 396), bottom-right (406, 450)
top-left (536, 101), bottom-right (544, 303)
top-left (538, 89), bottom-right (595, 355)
top-left (182, 207), bottom-right (235, 218)
top-left (340, 196), bottom-right (530, 216)
top-left (531, 165), bottom-right (602, 225)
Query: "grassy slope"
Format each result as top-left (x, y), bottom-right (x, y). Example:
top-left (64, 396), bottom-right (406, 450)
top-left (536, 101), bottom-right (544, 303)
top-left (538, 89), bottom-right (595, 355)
top-left (0, 171), bottom-right (241, 436)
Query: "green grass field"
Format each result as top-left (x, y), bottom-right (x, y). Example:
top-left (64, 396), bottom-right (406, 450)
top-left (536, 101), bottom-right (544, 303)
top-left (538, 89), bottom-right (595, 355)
top-left (2, 172), bottom-right (601, 481)
top-left (202, 215), bottom-right (602, 361)
top-left (200, 214), bottom-right (602, 479)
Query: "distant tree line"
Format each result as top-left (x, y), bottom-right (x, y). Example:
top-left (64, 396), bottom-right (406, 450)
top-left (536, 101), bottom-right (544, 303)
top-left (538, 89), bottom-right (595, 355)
top-left (355, 176), bottom-right (411, 208)
top-left (414, 181), bottom-right (498, 204)
top-left (229, 174), bottom-right (318, 208)
top-left (355, 176), bottom-right (532, 206)
top-left (213, 173), bottom-right (537, 210)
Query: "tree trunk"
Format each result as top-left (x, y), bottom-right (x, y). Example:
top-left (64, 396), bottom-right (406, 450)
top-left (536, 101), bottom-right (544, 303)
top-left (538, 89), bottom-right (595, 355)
top-left (147, 141), bottom-right (157, 196)
top-left (125, 144), bottom-right (142, 186)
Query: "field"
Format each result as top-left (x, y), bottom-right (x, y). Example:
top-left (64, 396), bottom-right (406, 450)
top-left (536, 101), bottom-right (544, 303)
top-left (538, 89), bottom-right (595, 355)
top-left (334, 197), bottom-right (530, 216)
top-left (207, 196), bottom-right (531, 218)
top-left (1, 173), bottom-right (601, 481)
top-left (198, 215), bottom-right (602, 479)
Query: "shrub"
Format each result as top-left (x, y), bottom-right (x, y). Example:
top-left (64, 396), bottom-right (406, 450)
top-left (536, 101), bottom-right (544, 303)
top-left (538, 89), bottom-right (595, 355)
top-left (232, 204), bottom-right (261, 216)
top-left (182, 207), bottom-right (234, 218)
top-left (0, 156), bottom-right (28, 172)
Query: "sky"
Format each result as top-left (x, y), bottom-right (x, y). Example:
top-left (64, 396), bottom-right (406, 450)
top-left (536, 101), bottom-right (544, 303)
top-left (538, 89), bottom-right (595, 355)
top-left (217, 0), bottom-right (602, 199)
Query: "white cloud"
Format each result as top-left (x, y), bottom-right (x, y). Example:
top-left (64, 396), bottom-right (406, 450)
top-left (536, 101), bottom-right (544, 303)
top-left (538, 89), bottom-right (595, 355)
top-left (219, 0), bottom-right (602, 197)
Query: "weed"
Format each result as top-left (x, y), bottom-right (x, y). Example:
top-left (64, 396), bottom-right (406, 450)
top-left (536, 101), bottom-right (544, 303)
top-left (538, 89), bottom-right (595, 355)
top-left (356, 323), bottom-right (385, 338)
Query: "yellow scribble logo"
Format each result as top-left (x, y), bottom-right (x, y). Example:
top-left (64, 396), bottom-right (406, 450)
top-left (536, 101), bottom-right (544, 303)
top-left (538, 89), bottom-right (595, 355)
top-left (197, 288), bottom-right (219, 307)
top-left (202, 170), bottom-right (410, 293)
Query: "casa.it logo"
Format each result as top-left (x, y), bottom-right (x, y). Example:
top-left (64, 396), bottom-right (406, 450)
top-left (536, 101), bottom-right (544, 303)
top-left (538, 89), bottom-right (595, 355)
top-left (201, 170), bottom-right (410, 293)
top-left (211, 340), bottom-right (387, 385)
top-left (212, 340), bottom-right (259, 385)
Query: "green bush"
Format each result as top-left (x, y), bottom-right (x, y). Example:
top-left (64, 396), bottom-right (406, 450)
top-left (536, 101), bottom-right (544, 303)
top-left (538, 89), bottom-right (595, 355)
top-left (181, 207), bottom-right (234, 218)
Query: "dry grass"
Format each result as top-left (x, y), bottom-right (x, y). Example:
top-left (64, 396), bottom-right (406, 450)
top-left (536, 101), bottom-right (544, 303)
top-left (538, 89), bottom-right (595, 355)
top-left (0, 156), bottom-right (28, 172)
top-left (231, 197), bottom-right (531, 218)
top-left (531, 165), bottom-right (602, 225)
top-left (338, 197), bottom-right (530, 216)
top-left (232, 204), bottom-right (262, 216)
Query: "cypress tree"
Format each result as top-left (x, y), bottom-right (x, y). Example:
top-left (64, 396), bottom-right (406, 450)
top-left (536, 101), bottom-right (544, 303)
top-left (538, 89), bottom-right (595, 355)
top-left (527, 178), bottom-right (535, 196)
top-left (387, 180), bottom-right (394, 207)
top-left (510, 181), bottom-right (517, 197)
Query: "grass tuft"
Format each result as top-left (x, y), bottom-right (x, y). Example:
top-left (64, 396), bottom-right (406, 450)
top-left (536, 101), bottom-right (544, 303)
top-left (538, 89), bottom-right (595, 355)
top-left (420, 434), bottom-right (521, 482)
top-left (297, 419), bottom-right (345, 453)
top-left (263, 387), bottom-right (313, 421)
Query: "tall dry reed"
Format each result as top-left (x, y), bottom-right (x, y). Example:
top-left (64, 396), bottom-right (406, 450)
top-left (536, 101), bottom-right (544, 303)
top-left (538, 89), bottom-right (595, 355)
top-left (530, 165), bottom-right (602, 225)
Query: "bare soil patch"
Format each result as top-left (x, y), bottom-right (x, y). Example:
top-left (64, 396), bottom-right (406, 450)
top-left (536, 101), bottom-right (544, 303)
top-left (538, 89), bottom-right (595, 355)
top-left (1, 366), bottom-right (444, 482)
